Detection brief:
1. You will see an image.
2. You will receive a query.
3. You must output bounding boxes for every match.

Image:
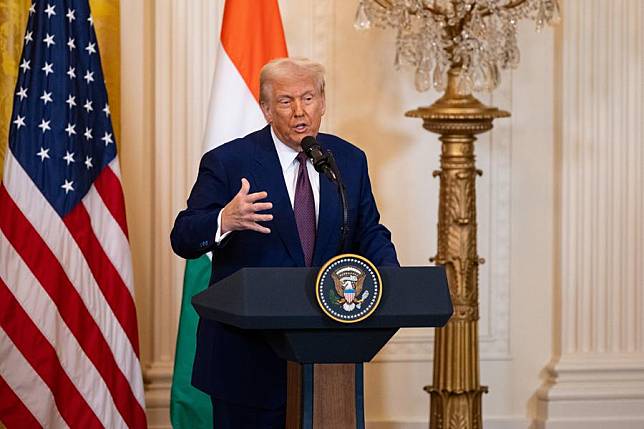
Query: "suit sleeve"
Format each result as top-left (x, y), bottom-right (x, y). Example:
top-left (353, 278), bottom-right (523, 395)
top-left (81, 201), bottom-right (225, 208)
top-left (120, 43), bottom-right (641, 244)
top-left (354, 151), bottom-right (400, 267)
top-left (170, 150), bottom-right (231, 259)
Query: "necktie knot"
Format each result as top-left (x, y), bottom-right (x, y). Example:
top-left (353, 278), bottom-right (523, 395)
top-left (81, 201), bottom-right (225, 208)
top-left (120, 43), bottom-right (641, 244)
top-left (296, 151), bottom-right (308, 166)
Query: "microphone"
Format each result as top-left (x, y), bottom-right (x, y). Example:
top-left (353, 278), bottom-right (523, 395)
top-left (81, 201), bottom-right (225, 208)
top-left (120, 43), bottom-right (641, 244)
top-left (300, 136), bottom-right (337, 182)
top-left (300, 135), bottom-right (349, 253)
top-left (300, 136), bottom-right (332, 176)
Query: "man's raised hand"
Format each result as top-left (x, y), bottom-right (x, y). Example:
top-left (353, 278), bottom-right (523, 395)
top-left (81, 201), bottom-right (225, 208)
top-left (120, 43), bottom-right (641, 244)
top-left (220, 178), bottom-right (273, 234)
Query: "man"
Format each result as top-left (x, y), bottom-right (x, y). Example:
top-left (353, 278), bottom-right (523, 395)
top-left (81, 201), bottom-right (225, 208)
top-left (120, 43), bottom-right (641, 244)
top-left (171, 58), bottom-right (398, 428)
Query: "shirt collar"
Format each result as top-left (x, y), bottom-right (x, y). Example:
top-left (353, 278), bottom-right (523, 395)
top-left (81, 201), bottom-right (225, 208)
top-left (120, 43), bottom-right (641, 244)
top-left (271, 126), bottom-right (304, 173)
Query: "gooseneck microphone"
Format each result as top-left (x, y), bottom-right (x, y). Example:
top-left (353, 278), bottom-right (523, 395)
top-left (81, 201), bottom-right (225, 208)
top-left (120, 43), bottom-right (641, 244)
top-left (300, 135), bottom-right (349, 254)
top-left (300, 136), bottom-right (335, 181)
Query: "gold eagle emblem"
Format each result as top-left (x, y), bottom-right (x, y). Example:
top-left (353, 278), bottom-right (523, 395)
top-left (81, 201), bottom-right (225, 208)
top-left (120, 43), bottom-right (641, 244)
top-left (331, 270), bottom-right (366, 305)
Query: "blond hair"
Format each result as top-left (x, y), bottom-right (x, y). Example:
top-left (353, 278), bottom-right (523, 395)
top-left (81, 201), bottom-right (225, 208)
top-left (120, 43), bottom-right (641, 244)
top-left (259, 57), bottom-right (325, 103)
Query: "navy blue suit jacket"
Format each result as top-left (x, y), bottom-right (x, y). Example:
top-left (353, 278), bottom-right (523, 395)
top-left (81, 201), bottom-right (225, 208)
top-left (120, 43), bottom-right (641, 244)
top-left (171, 125), bottom-right (398, 409)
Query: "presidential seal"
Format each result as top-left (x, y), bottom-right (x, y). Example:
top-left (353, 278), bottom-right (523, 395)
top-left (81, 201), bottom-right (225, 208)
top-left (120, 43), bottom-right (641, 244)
top-left (315, 254), bottom-right (382, 324)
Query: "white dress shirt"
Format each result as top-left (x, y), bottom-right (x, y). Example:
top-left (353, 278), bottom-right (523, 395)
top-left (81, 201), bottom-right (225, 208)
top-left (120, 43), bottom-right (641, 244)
top-left (215, 127), bottom-right (320, 243)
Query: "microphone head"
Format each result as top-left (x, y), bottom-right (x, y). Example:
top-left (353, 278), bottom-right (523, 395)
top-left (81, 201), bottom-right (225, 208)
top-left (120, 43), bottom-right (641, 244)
top-left (300, 136), bottom-right (318, 155)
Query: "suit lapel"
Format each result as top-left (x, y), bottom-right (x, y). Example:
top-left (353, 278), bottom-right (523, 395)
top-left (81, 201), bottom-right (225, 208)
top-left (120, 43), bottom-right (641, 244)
top-left (251, 127), bottom-right (305, 266)
top-left (313, 173), bottom-right (341, 266)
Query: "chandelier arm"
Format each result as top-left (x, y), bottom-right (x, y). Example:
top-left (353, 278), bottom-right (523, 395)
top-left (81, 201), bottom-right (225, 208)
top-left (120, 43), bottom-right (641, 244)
top-left (478, 0), bottom-right (529, 18)
top-left (372, 0), bottom-right (392, 7)
top-left (420, 6), bottom-right (446, 17)
top-left (455, 7), bottom-right (475, 38)
top-left (372, 0), bottom-right (445, 17)
top-left (374, 0), bottom-right (530, 18)
top-left (503, 0), bottom-right (530, 10)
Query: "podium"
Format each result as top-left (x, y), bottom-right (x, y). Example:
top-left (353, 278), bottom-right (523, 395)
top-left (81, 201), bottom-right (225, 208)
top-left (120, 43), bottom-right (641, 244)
top-left (192, 266), bottom-right (452, 428)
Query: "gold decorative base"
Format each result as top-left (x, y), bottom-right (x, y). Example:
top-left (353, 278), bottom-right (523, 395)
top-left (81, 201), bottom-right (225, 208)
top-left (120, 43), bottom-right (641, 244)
top-left (407, 68), bottom-right (509, 429)
top-left (424, 385), bottom-right (488, 429)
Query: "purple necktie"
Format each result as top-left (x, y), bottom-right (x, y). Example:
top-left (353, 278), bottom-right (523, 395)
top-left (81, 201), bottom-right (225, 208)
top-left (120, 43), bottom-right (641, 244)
top-left (294, 152), bottom-right (316, 266)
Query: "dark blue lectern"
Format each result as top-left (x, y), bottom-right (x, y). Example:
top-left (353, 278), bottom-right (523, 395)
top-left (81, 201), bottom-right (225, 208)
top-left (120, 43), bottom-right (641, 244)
top-left (192, 266), bottom-right (452, 429)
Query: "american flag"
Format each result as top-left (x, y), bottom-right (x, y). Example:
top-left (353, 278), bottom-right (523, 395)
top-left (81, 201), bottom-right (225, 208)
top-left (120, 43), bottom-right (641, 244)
top-left (0, 1), bottom-right (146, 428)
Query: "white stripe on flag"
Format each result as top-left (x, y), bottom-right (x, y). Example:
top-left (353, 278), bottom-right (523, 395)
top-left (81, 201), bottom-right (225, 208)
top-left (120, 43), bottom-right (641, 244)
top-left (0, 230), bottom-right (128, 429)
top-left (82, 184), bottom-right (134, 295)
top-left (2, 152), bottom-right (144, 407)
top-left (203, 45), bottom-right (266, 152)
top-left (109, 157), bottom-right (123, 179)
top-left (0, 327), bottom-right (70, 429)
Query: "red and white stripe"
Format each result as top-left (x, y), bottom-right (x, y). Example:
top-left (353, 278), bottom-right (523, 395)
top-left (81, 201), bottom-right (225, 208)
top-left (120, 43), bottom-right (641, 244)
top-left (0, 328), bottom-right (68, 429)
top-left (0, 151), bottom-right (146, 428)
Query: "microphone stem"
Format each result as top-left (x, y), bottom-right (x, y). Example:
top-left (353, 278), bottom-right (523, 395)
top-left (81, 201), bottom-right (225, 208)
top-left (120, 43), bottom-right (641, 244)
top-left (325, 152), bottom-right (349, 254)
top-left (337, 181), bottom-right (349, 254)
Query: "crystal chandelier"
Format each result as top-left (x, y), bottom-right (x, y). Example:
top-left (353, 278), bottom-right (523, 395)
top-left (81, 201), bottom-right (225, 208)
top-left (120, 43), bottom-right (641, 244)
top-left (355, 0), bottom-right (560, 93)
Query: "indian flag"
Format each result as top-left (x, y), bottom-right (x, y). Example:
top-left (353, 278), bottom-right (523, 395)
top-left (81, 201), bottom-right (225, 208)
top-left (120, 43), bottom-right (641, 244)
top-left (169, 0), bottom-right (288, 427)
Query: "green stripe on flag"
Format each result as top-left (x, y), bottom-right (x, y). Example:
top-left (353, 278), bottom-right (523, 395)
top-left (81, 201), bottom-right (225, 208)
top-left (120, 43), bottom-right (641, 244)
top-left (170, 254), bottom-right (212, 428)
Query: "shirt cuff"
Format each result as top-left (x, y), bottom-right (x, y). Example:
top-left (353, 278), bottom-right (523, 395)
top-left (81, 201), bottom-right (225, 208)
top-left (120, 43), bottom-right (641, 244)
top-left (214, 209), bottom-right (232, 245)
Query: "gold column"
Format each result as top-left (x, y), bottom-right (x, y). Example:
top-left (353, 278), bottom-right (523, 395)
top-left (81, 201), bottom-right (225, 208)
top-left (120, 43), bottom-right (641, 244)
top-left (407, 68), bottom-right (509, 429)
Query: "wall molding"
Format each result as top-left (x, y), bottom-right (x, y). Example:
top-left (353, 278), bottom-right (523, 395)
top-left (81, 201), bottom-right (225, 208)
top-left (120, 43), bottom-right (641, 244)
top-left (536, 0), bottom-right (644, 426)
top-left (130, 0), bottom-right (220, 427)
top-left (143, 361), bottom-right (173, 427)
top-left (534, 355), bottom-right (644, 429)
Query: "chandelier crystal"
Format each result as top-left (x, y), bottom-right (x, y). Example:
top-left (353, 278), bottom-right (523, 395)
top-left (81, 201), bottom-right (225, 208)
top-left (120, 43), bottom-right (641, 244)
top-left (355, 0), bottom-right (560, 93)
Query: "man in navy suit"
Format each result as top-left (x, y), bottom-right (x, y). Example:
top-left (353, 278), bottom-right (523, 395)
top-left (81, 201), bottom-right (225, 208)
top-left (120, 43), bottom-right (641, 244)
top-left (171, 58), bottom-right (398, 428)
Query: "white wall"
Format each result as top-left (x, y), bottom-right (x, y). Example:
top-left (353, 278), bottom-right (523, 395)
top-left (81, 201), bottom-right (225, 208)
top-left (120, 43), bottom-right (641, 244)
top-left (534, 1), bottom-right (644, 427)
top-left (119, 1), bottom-right (644, 428)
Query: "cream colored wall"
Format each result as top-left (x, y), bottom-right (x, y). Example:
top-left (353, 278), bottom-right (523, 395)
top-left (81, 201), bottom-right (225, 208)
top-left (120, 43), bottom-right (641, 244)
top-left (534, 2), bottom-right (644, 427)
top-left (119, 1), bottom-right (643, 428)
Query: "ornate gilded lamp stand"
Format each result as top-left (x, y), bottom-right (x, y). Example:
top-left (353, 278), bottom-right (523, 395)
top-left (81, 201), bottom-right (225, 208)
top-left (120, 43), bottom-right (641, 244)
top-left (408, 67), bottom-right (508, 429)
top-left (354, 1), bottom-right (559, 427)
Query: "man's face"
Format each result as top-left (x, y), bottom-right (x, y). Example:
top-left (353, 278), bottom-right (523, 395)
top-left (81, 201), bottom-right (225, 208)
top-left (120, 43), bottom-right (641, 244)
top-left (260, 73), bottom-right (326, 151)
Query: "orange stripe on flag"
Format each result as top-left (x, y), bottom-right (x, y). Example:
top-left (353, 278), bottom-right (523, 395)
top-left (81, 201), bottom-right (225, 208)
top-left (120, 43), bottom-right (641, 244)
top-left (220, 0), bottom-right (288, 102)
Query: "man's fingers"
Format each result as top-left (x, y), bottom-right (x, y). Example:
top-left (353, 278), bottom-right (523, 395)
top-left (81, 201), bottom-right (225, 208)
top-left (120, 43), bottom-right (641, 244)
top-left (237, 179), bottom-right (268, 203)
top-left (246, 191), bottom-right (269, 203)
top-left (248, 223), bottom-right (271, 234)
top-left (251, 202), bottom-right (273, 212)
top-left (252, 213), bottom-right (273, 222)
top-left (239, 201), bottom-right (271, 216)
top-left (238, 178), bottom-right (250, 196)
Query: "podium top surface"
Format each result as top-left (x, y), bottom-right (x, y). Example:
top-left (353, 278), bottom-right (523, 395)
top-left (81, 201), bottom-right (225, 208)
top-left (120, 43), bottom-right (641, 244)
top-left (192, 266), bottom-right (453, 330)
